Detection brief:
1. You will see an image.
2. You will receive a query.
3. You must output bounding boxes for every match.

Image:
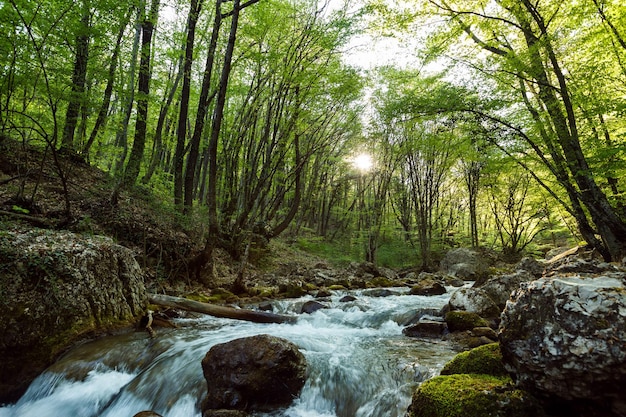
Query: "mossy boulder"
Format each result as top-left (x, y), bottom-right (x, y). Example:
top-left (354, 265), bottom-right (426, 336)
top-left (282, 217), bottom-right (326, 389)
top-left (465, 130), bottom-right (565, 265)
top-left (406, 374), bottom-right (544, 417)
top-left (0, 229), bottom-right (146, 403)
top-left (444, 311), bottom-right (489, 331)
top-left (440, 343), bottom-right (508, 376)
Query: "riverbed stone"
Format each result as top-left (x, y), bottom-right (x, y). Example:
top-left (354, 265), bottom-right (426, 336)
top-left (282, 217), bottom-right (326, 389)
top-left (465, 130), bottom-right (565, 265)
top-left (448, 287), bottom-right (500, 319)
top-left (403, 319), bottom-right (448, 338)
top-left (409, 278), bottom-right (446, 296)
top-left (301, 300), bottom-right (327, 314)
top-left (440, 248), bottom-right (488, 280)
top-left (476, 270), bottom-right (532, 310)
top-left (201, 334), bottom-right (306, 413)
top-left (0, 228), bottom-right (146, 403)
top-left (406, 374), bottom-right (544, 417)
top-left (203, 410), bottom-right (249, 417)
top-left (499, 274), bottom-right (626, 416)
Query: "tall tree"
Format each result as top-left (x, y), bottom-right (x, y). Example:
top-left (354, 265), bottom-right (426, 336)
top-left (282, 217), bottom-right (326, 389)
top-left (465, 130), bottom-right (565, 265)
top-left (120, 0), bottom-right (160, 188)
top-left (173, 0), bottom-right (204, 207)
top-left (60, 0), bottom-right (91, 153)
top-left (183, 0), bottom-right (222, 211)
top-left (422, 0), bottom-right (626, 261)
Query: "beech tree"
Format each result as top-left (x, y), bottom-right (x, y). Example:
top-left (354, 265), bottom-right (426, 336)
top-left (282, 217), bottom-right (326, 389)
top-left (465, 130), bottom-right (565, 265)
top-left (418, 0), bottom-right (626, 261)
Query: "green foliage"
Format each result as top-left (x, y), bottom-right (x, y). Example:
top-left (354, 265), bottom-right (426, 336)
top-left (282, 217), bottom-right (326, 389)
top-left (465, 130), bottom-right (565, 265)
top-left (11, 205), bottom-right (29, 214)
top-left (296, 237), bottom-right (360, 266)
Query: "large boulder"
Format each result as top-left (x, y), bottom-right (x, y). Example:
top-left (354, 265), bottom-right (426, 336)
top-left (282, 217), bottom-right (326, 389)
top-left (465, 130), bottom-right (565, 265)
top-left (477, 270), bottom-right (532, 310)
top-left (201, 334), bottom-right (306, 413)
top-left (0, 228), bottom-right (146, 403)
top-left (448, 287), bottom-right (500, 319)
top-left (440, 248), bottom-right (489, 280)
top-left (499, 274), bottom-right (626, 416)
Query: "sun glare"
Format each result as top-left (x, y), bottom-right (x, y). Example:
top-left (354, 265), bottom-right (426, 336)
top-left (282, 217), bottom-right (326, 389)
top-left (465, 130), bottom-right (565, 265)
top-left (352, 153), bottom-right (374, 173)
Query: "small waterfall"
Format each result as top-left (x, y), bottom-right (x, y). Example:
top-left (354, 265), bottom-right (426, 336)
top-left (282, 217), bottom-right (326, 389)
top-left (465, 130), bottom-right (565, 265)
top-left (0, 288), bottom-right (458, 417)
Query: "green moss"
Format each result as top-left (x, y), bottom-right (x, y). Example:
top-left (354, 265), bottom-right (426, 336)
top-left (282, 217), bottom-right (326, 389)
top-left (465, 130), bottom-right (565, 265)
top-left (445, 311), bottom-right (489, 331)
top-left (283, 284), bottom-right (307, 298)
top-left (369, 276), bottom-right (394, 287)
top-left (328, 284), bottom-right (347, 291)
top-left (441, 343), bottom-right (508, 377)
top-left (407, 374), bottom-right (544, 417)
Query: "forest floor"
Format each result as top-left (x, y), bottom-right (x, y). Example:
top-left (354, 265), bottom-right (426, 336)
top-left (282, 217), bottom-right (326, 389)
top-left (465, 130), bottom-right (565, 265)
top-left (0, 138), bottom-right (326, 298)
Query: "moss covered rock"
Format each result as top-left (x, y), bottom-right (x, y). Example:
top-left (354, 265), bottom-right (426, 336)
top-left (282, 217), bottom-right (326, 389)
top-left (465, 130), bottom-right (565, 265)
top-left (0, 229), bottom-right (146, 403)
top-left (406, 374), bottom-right (544, 417)
top-left (440, 343), bottom-right (508, 376)
top-left (444, 310), bottom-right (489, 331)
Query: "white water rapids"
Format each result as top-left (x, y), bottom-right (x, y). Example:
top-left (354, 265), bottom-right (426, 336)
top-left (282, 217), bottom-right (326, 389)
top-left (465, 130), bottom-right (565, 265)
top-left (0, 288), bottom-right (459, 417)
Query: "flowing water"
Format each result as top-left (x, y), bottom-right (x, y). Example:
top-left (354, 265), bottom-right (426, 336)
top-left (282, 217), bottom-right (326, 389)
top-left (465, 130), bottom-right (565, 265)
top-left (0, 288), bottom-right (459, 417)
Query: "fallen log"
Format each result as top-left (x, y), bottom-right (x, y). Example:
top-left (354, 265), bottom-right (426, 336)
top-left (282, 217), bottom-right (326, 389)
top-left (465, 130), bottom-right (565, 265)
top-left (147, 293), bottom-right (297, 324)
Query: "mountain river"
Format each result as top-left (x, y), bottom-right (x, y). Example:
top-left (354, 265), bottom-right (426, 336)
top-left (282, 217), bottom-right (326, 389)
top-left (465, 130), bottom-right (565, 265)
top-left (0, 288), bottom-right (459, 417)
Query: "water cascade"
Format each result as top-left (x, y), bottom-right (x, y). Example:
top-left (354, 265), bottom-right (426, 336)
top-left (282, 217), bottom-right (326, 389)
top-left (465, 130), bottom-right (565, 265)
top-left (0, 288), bottom-right (459, 417)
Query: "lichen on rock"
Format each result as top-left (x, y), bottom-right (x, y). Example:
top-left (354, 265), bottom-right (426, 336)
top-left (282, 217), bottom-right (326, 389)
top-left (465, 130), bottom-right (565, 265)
top-left (0, 228), bottom-right (147, 403)
top-left (499, 272), bottom-right (626, 415)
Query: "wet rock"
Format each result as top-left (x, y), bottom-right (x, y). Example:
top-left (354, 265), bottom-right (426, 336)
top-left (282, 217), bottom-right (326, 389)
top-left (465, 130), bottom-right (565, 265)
top-left (201, 334), bottom-right (306, 413)
top-left (133, 412), bottom-right (164, 417)
top-left (448, 287), bottom-right (500, 319)
top-left (257, 302), bottom-right (273, 312)
top-left (499, 274), bottom-right (626, 416)
top-left (203, 410), bottom-right (249, 417)
top-left (339, 295), bottom-right (357, 302)
top-left (400, 308), bottom-right (443, 326)
top-left (0, 229), bottom-right (146, 403)
top-left (300, 300), bottom-right (327, 314)
top-left (361, 288), bottom-right (396, 297)
top-left (409, 279), bottom-right (446, 296)
top-left (403, 319), bottom-right (448, 338)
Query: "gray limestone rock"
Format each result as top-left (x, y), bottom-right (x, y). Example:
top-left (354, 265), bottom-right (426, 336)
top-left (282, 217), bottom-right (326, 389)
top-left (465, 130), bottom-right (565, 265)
top-left (499, 274), bottom-right (626, 416)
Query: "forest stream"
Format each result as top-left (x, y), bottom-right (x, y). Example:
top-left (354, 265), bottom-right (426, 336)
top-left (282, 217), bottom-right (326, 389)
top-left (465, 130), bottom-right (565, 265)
top-left (0, 288), bottom-right (458, 417)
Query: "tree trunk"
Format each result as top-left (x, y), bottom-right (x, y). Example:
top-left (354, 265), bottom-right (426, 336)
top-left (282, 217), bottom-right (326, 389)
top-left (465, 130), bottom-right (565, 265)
top-left (142, 55), bottom-right (184, 184)
top-left (147, 293), bottom-right (296, 324)
top-left (61, 0), bottom-right (90, 152)
top-left (207, 0), bottom-right (242, 237)
top-left (83, 8), bottom-right (131, 157)
top-left (173, 0), bottom-right (203, 208)
top-left (113, 6), bottom-right (142, 175)
top-left (121, 0), bottom-right (160, 188)
top-left (183, 0), bottom-right (221, 211)
top-left (516, 0), bottom-right (626, 261)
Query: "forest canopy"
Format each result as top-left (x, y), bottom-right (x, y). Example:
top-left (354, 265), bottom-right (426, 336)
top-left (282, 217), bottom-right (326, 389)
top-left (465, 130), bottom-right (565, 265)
top-left (1, 0), bottom-right (625, 273)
